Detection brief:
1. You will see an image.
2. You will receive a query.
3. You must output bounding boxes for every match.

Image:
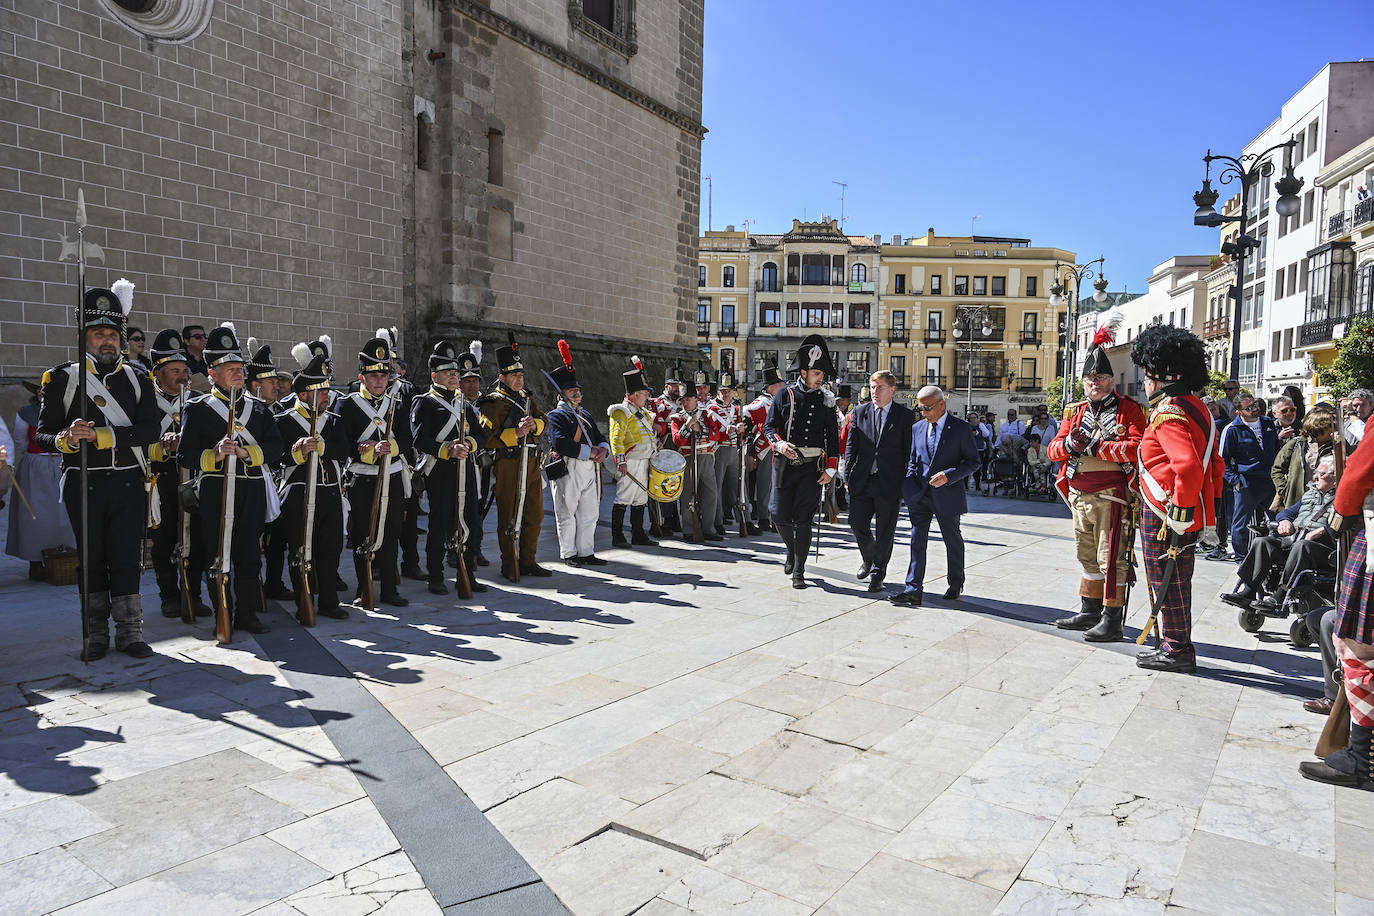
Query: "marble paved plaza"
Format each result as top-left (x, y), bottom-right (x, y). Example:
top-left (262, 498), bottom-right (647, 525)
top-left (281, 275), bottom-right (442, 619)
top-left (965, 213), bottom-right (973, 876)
top-left (1, 490), bottom-right (1370, 915)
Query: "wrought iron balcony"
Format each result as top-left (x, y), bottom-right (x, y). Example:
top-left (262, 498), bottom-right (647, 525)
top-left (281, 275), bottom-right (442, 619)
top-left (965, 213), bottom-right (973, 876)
top-left (968, 375), bottom-right (1002, 389)
top-left (1356, 197), bottom-right (1374, 228)
top-left (1203, 315), bottom-right (1231, 339)
top-left (1328, 211), bottom-right (1353, 240)
top-left (887, 328), bottom-right (910, 344)
top-left (696, 321), bottom-right (710, 337)
top-left (923, 328), bottom-right (947, 345)
top-left (1015, 376), bottom-right (1042, 392)
top-left (719, 323), bottom-right (737, 339)
top-left (1018, 331), bottom-right (1042, 347)
top-left (919, 374), bottom-right (945, 389)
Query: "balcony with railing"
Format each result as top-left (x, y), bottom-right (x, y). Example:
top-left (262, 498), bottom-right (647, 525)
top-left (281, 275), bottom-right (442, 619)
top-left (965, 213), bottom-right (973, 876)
top-left (1356, 197), bottom-right (1374, 229)
top-left (696, 320), bottom-right (710, 337)
top-left (1302, 305), bottom-right (1373, 348)
top-left (718, 323), bottom-right (737, 339)
top-left (918, 374), bottom-right (945, 389)
top-left (1203, 315), bottom-right (1231, 339)
top-left (1015, 376), bottom-right (1042, 392)
top-left (923, 328), bottom-right (947, 345)
top-left (1328, 211), bottom-right (1353, 240)
top-left (968, 375), bottom-right (1002, 389)
top-left (887, 328), bottom-right (910, 344)
top-left (1018, 330), bottom-right (1042, 347)
top-left (754, 279), bottom-right (781, 292)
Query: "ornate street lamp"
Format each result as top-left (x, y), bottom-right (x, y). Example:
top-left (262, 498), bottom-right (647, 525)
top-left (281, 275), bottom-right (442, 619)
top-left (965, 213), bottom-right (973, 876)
top-left (1190, 138), bottom-right (1303, 381)
top-left (951, 304), bottom-right (993, 416)
top-left (1049, 256), bottom-right (1106, 383)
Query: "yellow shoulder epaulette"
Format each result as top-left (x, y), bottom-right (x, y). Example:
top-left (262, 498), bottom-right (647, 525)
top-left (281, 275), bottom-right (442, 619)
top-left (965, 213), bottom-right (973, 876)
top-left (1149, 402), bottom-right (1188, 428)
top-left (1062, 400), bottom-right (1086, 421)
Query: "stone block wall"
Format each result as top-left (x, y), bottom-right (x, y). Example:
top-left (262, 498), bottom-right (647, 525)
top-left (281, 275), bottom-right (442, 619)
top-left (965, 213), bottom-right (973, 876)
top-left (0, 0), bottom-right (408, 379)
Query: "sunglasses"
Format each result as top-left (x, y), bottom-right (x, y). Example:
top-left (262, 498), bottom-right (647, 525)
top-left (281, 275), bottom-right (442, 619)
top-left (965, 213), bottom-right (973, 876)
top-left (127, 336), bottom-right (144, 342)
top-left (917, 404), bottom-right (938, 412)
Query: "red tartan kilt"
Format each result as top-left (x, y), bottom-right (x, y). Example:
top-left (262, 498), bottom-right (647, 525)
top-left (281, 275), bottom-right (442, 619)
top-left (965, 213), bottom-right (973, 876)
top-left (1336, 531), bottom-right (1374, 644)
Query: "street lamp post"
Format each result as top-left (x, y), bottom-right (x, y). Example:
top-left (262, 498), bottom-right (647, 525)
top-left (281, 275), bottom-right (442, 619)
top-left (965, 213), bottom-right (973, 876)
top-left (951, 304), bottom-right (994, 417)
top-left (1049, 256), bottom-right (1107, 386)
top-left (1191, 139), bottom-right (1303, 383)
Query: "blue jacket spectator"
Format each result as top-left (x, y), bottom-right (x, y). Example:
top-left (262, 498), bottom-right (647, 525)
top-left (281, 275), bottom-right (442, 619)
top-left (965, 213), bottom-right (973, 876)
top-left (1220, 395), bottom-right (1279, 558)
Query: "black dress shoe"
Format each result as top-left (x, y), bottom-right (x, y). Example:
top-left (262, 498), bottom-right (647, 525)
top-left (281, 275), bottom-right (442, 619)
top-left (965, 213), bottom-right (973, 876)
top-left (120, 641), bottom-right (154, 659)
top-left (783, 556), bottom-right (795, 576)
top-left (29, 561), bottom-right (46, 581)
top-left (334, 574), bottom-right (348, 592)
top-left (428, 580), bottom-right (448, 595)
top-left (867, 579), bottom-right (885, 593)
top-left (381, 592), bottom-right (410, 607)
top-left (792, 575), bottom-right (808, 590)
top-left (521, 564), bottom-right (554, 577)
top-left (631, 531), bottom-right (658, 547)
top-left (194, 602), bottom-right (214, 619)
top-left (857, 561), bottom-right (873, 581)
top-left (401, 563), bottom-right (427, 580)
top-left (580, 555), bottom-right (609, 566)
top-left (891, 591), bottom-right (922, 607)
top-left (467, 578), bottom-right (489, 593)
top-left (264, 581), bottom-right (293, 600)
top-left (1135, 648), bottom-right (1196, 673)
top-left (563, 556), bottom-right (586, 568)
top-left (476, 553), bottom-right (491, 567)
top-left (943, 585), bottom-right (962, 600)
top-left (746, 523), bottom-right (761, 535)
top-left (319, 607), bottom-right (349, 620)
top-left (612, 534), bottom-right (630, 548)
top-left (236, 618), bottom-right (272, 635)
top-left (161, 601), bottom-right (182, 619)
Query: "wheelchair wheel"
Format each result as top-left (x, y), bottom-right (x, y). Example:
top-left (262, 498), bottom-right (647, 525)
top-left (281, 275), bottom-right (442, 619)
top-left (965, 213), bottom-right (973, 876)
top-left (1289, 616), bottom-right (1313, 649)
top-left (1238, 608), bottom-right (1265, 633)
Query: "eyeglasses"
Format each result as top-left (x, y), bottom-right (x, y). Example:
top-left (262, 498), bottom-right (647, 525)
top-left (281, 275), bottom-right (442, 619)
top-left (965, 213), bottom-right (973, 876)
top-left (917, 404), bottom-right (938, 412)
top-left (1277, 406), bottom-right (1296, 414)
top-left (127, 336), bottom-right (144, 342)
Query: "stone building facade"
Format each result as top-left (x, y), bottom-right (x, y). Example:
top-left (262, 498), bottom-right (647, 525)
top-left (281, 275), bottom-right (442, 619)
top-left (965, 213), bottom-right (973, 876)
top-left (1, 0), bottom-right (706, 414)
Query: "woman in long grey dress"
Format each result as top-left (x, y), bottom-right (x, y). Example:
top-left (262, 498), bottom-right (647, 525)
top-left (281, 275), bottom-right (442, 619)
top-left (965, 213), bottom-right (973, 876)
top-left (6, 382), bottom-right (75, 580)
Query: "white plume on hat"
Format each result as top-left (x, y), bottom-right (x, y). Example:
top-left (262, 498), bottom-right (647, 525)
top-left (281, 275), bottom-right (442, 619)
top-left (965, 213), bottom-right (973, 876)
top-left (1095, 305), bottom-right (1125, 335)
top-left (110, 278), bottom-right (135, 316)
top-left (376, 327), bottom-right (393, 347)
top-left (318, 334), bottom-right (332, 357)
top-left (469, 341), bottom-right (482, 362)
top-left (247, 336), bottom-right (259, 353)
top-left (220, 321), bottom-right (236, 334)
top-left (291, 341), bottom-right (312, 368)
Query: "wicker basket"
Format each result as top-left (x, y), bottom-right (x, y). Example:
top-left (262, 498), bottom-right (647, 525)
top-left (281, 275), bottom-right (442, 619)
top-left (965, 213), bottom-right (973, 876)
top-left (42, 547), bottom-right (79, 587)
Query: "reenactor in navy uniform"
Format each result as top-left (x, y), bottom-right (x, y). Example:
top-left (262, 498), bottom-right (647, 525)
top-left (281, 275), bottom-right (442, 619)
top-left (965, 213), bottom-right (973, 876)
top-left (456, 341), bottom-right (492, 571)
top-left (373, 328), bottom-right (427, 581)
top-left (146, 328), bottom-right (210, 619)
top-left (179, 323), bottom-right (284, 636)
top-left (337, 335), bottom-right (411, 607)
top-left (764, 335), bottom-right (841, 589)
top-left (478, 337), bottom-right (550, 580)
top-left (246, 340), bottom-right (292, 601)
top-left (413, 341), bottom-right (486, 595)
top-left (546, 341), bottom-right (611, 566)
top-left (38, 280), bottom-right (160, 659)
top-left (276, 350), bottom-right (350, 620)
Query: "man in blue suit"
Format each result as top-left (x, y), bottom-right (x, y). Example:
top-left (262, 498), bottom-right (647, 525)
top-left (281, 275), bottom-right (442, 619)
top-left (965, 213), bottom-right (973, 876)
top-left (845, 370), bottom-right (914, 593)
top-left (1219, 393), bottom-right (1278, 560)
top-left (894, 385), bottom-right (982, 606)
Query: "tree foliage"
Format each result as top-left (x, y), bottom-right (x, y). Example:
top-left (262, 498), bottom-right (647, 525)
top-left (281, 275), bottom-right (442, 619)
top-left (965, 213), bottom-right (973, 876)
top-left (1047, 376), bottom-right (1084, 417)
top-left (1205, 370), bottom-right (1229, 399)
top-left (1329, 316), bottom-right (1374, 399)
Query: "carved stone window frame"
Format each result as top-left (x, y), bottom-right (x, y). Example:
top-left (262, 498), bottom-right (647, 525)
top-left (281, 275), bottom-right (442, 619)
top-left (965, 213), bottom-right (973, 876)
top-left (96, 0), bottom-right (216, 43)
top-left (568, 0), bottom-right (637, 57)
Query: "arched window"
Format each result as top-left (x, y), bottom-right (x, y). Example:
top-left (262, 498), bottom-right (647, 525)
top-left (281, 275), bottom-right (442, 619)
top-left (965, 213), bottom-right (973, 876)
top-left (851, 263), bottom-right (867, 283)
top-left (761, 262), bottom-right (778, 292)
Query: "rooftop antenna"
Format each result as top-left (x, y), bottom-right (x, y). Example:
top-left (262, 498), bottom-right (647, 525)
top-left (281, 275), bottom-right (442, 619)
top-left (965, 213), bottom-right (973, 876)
top-left (704, 175), bottom-right (713, 231)
top-left (970, 214), bottom-right (981, 237)
top-left (740, 218), bottom-right (754, 234)
top-left (832, 180), bottom-right (848, 226)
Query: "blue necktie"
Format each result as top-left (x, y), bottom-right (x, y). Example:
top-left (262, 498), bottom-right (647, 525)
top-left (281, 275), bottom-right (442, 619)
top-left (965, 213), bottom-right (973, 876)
top-left (928, 421), bottom-right (937, 455)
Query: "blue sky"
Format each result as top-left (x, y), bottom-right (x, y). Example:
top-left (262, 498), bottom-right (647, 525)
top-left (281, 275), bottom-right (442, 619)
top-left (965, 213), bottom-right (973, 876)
top-left (700, 0), bottom-right (1370, 291)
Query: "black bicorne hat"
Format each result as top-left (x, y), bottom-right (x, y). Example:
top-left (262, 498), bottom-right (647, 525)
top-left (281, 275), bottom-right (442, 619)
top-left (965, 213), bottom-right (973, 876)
top-left (82, 279), bottom-right (134, 333)
top-left (796, 334), bottom-right (837, 377)
top-left (149, 328), bottom-right (187, 368)
top-left (245, 338), bottom-right (276, 383)
top-left (204, 322), bottom-right (245, 367)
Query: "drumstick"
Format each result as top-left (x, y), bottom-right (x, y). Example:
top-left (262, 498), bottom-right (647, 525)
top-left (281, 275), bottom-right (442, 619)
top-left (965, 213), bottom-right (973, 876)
top-left (0, 461), bottom-right (36, 521)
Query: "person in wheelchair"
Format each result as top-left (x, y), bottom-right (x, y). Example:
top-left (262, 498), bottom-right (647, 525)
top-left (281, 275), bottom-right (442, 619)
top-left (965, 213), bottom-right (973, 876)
top-left (1222, 455), bottom-right (1337, 611)
top-left (990, 432), bottom-right (1027, 496)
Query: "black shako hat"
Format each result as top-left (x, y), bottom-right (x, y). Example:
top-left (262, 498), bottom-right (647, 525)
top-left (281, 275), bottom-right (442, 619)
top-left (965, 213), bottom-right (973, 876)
top-left (149, 328), bottom-right (187, 368)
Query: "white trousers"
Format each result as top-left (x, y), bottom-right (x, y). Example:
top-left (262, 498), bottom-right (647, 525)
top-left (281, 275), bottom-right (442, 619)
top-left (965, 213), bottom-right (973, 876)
top-left (615, 457), bottom-right (650, 506)
top-left (551, 458), bottom-right (600, 558)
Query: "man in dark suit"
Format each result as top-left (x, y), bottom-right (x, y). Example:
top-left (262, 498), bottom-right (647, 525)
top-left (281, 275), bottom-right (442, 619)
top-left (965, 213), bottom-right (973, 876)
top-left (894, 385), bottom-right (982, 606)
top-left (845, 370), bottom-right (914, 593)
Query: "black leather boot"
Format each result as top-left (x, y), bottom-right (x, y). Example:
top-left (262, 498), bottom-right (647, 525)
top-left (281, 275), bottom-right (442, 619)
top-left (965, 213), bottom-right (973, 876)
top-left (1084, 605), bottom-right (1124, 642)
top-left (1300, 723), bottom-right (1374, 791)
top-left (611, 505), bottom-right (629, 547)
top-left (1055, 596), bottom-right (1103, 630)
top-left (630, 506), bottom-right (657, 546)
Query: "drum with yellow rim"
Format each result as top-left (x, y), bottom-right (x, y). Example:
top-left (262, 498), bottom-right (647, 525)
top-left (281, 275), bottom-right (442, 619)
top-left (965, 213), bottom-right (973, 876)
top-left (648, 450), bottom-right (686, 502)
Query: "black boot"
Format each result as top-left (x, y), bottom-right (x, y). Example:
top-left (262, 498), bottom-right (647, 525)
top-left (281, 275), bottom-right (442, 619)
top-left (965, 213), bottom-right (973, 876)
top-left (1055, 596), bottom-right (1103, 630)
top-left (792, 559), bottom-right (807, 590)
top-left (1300, 723), bottom-right (1374, 791)
top-left (611, 505), bottom-right (629, 547)
top-left (777, 521), bottom-right (796, 576)
top-left (1220, 582), bottom-right (1257, 609)
top-left (1084, 605), bottom-right (1124, 642)
top-left (630, 506), bottom-right (657, 546)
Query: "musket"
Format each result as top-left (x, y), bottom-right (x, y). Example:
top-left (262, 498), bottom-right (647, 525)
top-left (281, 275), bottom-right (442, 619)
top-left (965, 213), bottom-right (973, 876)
top-left (174, 385), bottom-right (196, 624)
top-left (75, 189), bottom-right (91, 660)
top-left (509, 423), bottom-right (529, 583)
top-left (0, 459), bottom-right (35, 520)
top-left (294, 398), bottom-right (320, 626)
top-left (685, 408), bottom-right (704, 542)
top-left (450, 389), bottom-right (474, 600)
top-left (214, 385), bottom-right (239, 644)
top-left (359, 380), bottom-right (399, 611)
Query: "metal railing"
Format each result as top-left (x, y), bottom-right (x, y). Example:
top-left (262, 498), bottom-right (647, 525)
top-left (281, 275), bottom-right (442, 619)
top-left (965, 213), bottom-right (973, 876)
top-left (968, 375), bottom-right (1002, 389)
top-left (1018, 331), bottom-right (1042, 347)
top-left (923, 328), bottom-right (947, 344)
top-left (719, 323), bottom-right (737, 338)
top-left (890, 373), bottom-right (907, 388)
top-left (887, 328), bottom-right (909, 343)
top-left (1301, 306), bottom-right (1374, 347)
top-left (1328, 210), bottom-right (1353, 240)
top-left (919, 374), bottom-right (945, 389)
top-left (1356, 197), bottom-right (1374, 228)
top-left (696, 321), bottom-right (710, 337)
top-left (1015, 376), bottom-right (1042, 392)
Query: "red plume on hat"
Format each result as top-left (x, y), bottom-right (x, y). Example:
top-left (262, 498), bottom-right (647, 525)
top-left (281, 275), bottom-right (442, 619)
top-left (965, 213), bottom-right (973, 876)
top-left (632, 355), bottom-right (644, 373)
top-left (508, 330), bottom-right (518, 353)
top-left (558, 339), bottom-right (574, 371)
top-left (1092, 306), bottom-right (1124, 348)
